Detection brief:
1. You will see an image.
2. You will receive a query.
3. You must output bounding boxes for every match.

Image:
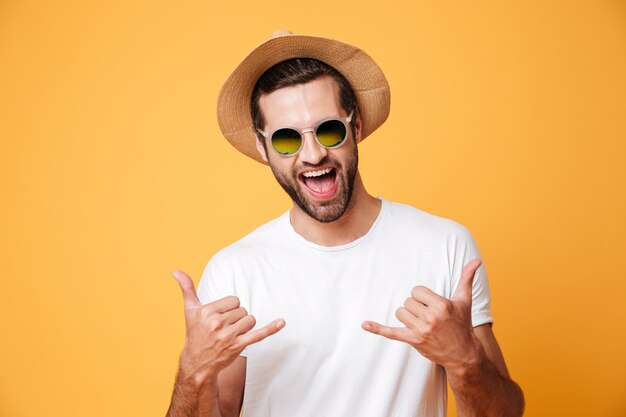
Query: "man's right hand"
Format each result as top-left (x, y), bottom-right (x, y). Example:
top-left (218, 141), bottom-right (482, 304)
top-left (172, 270), bottom-right (285, 385)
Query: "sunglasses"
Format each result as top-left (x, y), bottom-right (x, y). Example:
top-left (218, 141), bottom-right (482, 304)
top-left (257, 110), bottom-right (354, 157)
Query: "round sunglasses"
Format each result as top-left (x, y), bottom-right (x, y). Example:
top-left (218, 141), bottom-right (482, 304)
top-left (257, 110), bottom-right (354, 157)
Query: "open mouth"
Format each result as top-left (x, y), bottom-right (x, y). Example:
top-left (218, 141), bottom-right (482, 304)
top-left (299, 167), bottom-right (338, 197)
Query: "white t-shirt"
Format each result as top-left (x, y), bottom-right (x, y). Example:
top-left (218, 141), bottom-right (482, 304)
top-left (197, 198), bottom-right (493, 417)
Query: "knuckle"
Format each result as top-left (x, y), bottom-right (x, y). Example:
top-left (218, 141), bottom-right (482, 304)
top-left (200, 307), bottom-right (214, 320)
top-left (233, 307), bottom-right (248, 320)
top-left (214, 332), bottom-right (229, 344)
top-left (217, 329), bottom-right (237, 343)
top-left (411, 333), bottom-right (424, 345)
top-left (411, 286), bottom-right (425, 298)
top-left (262, 326), bottom-right (273, 337)
top-left (430, 299), bottom-right (446, 315)
top-left (422, 311), bottom-right (437, 326)
top-left (208, 316), bottom-right (226, 332)
top-left (226, 296), bottom-right (240, 306)
top-left (239, 315), bottom-right (256, 332)
top-left (439, 299), bottom-right (453, 314)
top-left (226, 343), bottom-right (242, 353)
top-left (404, 331), bottom-right (418, 344)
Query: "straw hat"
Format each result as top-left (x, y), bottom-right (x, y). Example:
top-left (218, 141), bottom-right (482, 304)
top-left (216, 30), bottom-right (391, 164)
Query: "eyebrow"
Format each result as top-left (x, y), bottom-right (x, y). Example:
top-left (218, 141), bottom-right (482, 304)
top-left (266, 112), bottom-right (350, 131)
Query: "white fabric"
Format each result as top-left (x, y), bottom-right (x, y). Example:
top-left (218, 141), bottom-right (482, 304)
top-left (197, 198), bottom-right (493, 417)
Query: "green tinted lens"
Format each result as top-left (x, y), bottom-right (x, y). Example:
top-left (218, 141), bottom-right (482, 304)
top-left (316, 120), bottom-right (347, 148)
top-left (271, 128), bottom-right (302, 155)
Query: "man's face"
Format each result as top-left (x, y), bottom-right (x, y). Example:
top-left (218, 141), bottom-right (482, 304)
top-left (256, 76), bottom-right (361, 223)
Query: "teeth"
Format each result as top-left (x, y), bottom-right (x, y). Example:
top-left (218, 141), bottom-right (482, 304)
top-left (302, 168), bottom-right (332, 178)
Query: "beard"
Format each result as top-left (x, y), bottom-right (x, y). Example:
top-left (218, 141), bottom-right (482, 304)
top-left (269, 146), bottom-right (358, 223)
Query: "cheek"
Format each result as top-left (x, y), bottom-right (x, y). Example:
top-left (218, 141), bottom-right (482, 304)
top-left (268, 158), bottom-right (298, 180)
top-left (335, 143), bottom-right (358, 165)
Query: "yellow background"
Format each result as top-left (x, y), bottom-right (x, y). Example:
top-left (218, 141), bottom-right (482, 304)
top-left (1, 1), bottom-right (625, 416)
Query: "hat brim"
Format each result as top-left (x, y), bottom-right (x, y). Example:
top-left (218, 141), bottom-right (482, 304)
top-left (217, 33), bottom-right (391, 165)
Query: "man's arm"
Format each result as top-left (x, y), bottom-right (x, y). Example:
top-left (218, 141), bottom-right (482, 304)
top-left (166, 363), bottom-right (221, 417)
top-left (166, 270), bottom-right (284, 417)
top-left (447, 324), bottom-right (525, 417)
top-left (166, 355), bottom-right (246, 417)
top-left (216, 356), bottom-right (247, 417)
top-left (362, 259), bottom-right (524, 417)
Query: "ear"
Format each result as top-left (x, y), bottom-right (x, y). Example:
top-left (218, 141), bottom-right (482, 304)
top-left (353, 110), bottom-right (363, 143)
top-left (254, 133), bottom-right (269, 162)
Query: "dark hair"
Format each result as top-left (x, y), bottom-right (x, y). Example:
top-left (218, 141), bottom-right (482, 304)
top-left (250, 58), bottom-right (358, 141)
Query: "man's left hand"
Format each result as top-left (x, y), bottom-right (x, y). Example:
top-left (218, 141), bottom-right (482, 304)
top-left (362, 259), bottom-right (485, 375)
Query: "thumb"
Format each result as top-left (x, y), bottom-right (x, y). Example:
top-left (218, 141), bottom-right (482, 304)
top-left (452, 259), bottom-right (481, 304)
top-left (172, 269), bottom-right (201, 309)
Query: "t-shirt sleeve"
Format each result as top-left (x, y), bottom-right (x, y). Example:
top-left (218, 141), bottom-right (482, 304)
top-left (448, 224), bottom-right (494, 327)
top-left (196, 255), bottom-right (250, 357)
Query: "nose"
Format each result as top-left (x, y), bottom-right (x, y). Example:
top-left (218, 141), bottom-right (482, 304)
top-left (298, 130), bottom-right (327, 165)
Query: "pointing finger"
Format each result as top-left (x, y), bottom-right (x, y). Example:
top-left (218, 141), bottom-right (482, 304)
top-left (235, 319), bottom-right (285, 348)
top-left (362, 321), bottom-right (411, 343)
top-left (452, 259), bottom-right (482, 303)
top-left (172, 269), bottom-right (201, 308)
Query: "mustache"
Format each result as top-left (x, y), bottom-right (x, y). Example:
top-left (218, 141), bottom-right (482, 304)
top-left (294, 155), bottom-right (342, 172)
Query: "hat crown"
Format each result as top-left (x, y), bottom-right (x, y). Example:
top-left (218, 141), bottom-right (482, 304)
top-left (271, 29), bottom-right (292, 38)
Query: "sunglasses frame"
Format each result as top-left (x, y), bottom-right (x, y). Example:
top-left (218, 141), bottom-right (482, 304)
top-left (257, 110), bottom-right (354, 157)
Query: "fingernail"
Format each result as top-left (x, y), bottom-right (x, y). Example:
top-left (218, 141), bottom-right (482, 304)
top-left (362, 322), bottom-right (372, 331)
top-left (275, 319), bottom-right (285, 328)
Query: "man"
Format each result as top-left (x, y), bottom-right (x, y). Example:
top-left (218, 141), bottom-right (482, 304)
top-left (167, 31), bottom-right (524, 417)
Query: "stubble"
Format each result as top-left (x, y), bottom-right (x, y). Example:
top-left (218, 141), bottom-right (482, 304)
top-left (269, 147), bottom-right (358, 223)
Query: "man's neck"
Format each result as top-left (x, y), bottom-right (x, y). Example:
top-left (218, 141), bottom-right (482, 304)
top-left (289, 173), bottom-right (382, 247)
